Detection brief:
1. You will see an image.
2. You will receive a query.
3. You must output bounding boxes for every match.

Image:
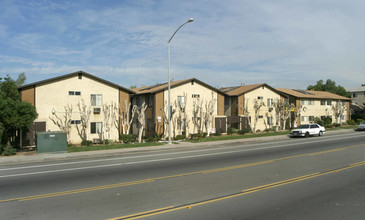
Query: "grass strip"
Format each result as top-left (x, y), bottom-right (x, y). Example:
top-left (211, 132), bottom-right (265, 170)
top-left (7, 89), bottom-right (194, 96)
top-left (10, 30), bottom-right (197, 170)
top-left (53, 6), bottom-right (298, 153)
top-left (68, 142), bottom-right (165, 153)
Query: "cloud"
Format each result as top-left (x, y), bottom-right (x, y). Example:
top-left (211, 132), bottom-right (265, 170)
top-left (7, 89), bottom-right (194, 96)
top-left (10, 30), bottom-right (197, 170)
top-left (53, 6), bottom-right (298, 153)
top-left (0, 0), bottom-right (364, 89)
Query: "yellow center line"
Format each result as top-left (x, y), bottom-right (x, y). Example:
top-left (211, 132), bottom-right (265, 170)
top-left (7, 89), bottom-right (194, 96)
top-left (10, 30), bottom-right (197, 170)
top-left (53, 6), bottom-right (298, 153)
top-left (111, 160), bottom-right (365, 220)
top-left (1, 143), bottom-right (365, 203)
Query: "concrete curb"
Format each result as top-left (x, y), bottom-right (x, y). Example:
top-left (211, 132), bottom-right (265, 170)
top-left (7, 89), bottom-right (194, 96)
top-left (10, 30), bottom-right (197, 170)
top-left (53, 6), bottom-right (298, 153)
top-left (0, 129), bottom-right (355, 165)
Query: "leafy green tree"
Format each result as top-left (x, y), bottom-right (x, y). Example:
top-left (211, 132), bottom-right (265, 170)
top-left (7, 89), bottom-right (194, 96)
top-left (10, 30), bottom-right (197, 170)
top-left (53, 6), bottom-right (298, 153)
top-left (0, 74), bottom-right (38, 147)
top-left (307, 79), bottom-right (350, 98)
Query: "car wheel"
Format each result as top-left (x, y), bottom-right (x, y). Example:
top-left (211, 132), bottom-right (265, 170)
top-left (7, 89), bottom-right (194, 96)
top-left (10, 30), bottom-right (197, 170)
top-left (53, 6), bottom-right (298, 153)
top-left (305, 132), bottom-right (309, 138)
top-left (319, 131), bottom-right (323, 136)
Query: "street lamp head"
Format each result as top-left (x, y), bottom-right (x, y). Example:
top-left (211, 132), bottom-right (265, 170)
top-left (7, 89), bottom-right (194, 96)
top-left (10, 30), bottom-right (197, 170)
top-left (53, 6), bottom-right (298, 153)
top-left (187, 18), bottom-right (194, 23)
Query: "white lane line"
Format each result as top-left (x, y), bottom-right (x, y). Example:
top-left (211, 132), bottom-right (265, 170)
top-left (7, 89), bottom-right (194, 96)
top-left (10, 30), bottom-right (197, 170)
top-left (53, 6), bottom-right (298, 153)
top-left (0, 132), bottom-right (360, 172)
top-left (0, 136), bottom-right (362, 178)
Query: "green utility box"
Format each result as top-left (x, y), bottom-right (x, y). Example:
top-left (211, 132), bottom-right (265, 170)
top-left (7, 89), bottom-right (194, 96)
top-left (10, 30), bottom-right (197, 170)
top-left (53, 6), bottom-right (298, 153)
top-left (36, 132), bottom-right (67, 153)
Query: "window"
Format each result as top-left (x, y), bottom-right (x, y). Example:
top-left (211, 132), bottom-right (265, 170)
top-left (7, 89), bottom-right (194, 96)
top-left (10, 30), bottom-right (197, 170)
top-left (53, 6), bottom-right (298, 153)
top-left (90, 122), bottom-right (102, 134)
top-left (258, 115), bottom-right (263, 119)
top-left (267, 98), bottom-right (273, 107)
top-left (267, 117), bottom-right (273, 125)
top-left (178, 96), bottom-right (185, 107)
top-left (71, 120), bottom-right (81, 125)
top-left (308, 100), bottom-right (314, 105)
top-left (192, 94), bottom-right (200, 98)
top-left (148, 95), bottom-right (153, 106)
top-left (69, 91), bottom-right (81, 96)
top-left (257, 96), bottom-right (263, 100)
top-left (224, 97), bottom-right (230, 105)
top-left (91, 94), bottom-right (102, 106)
top-left (136, 97), bottom-right (142, 106)
top-left (353, 93), bottom-right (357, 98)
top-left (321, 116), bottom-right (326, 120)
top-left (309, 116), bottom-right (315, 121)
top-left (301, 100), bottom-right (308, 105)
top-left (321, 100), bottom-right (326, 105)
top-left (327, 100), bottom-right (332, 106)
top-left (301, 116), bottom-right (308, 122)
top-left (311, 124), bottom-right (319, 128)
top-left (341, 115), bottom-right (347, 120)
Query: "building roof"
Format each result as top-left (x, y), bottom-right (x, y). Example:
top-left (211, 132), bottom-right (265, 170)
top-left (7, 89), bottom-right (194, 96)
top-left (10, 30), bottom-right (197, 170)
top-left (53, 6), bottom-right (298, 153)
top-left (18, 71), bottom-right (135, 94)
top-left (221, 83), bottom-right (277, 96)
top-left (347, 87), bottom-right (365, 92)
top-left (276, 88), bottom-right (351, 101)
top-left (132, 78), bottom-right (225, 95)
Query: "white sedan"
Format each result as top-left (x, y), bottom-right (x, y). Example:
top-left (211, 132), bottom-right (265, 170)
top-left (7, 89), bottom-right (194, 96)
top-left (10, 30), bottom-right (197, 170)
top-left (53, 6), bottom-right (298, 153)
top-left (290, 123), bottom-right (326, 137)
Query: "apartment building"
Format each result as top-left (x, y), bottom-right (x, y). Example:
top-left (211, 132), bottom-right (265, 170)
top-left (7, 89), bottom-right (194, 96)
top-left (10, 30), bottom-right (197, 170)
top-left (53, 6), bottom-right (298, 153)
top-left (221, 84), bottom-right (283, 132)
top-left (347, 87), bottom-right (365, 107)
top-left (276, 89), bottom-right (351, 125)
top-left (131, 78), bottom-right (226, 138)
top-left (18, 71), bottom-right (134, 145)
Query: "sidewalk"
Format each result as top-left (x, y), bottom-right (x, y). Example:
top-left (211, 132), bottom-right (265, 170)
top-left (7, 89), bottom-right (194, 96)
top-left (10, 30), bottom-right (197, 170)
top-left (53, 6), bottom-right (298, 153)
top-left (0, 129), bottom-right (354, 165)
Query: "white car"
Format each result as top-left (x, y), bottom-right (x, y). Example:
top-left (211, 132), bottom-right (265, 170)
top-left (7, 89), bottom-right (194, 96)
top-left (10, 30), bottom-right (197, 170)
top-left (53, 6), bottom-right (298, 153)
top-left (355, 122), bottom-right (365, 131)
top-left (290, 123), bottom-right (326, 137)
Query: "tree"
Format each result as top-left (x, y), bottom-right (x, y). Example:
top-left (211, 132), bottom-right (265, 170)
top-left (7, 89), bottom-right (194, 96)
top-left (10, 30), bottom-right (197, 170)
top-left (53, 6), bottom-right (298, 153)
top-left (252, 99), bottom-right (265, 133)
top-left (103, 104), bottom-right (112, 140)
top-left (332, 101), bottom-right (347, 124)
top-left (273, 99), bottom-right (285, 131)
top-left (307, 79), bottom-right (350, 98)
top-left (136, 102), bottom-right (148, 143)
top-left (241, 99), bottom-right (252, 132)
top-left (203, 97), bottom-right (216, 137)
top-left (49, 105), bottom-right (73, 143)
top-left (0, 74), bottom-right (37, 147)
top-left (292, 105), bottom-right (307, 127)
top-left (76, 100), bottom-right (91, 142)
top-left (192, 98), bottom-right (203, 134)
top-left (15, 72), bottom-right (26, 86)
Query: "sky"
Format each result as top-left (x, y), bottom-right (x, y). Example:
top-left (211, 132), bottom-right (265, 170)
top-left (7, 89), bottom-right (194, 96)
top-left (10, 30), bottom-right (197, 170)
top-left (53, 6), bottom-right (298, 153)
top-left (0, 0), bottom-right (364, 89)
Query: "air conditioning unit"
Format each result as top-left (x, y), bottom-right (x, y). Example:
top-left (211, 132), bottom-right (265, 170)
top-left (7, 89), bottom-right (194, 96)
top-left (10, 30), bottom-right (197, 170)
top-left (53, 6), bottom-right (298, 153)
top-left (93, 108), bottom-right (101, 114)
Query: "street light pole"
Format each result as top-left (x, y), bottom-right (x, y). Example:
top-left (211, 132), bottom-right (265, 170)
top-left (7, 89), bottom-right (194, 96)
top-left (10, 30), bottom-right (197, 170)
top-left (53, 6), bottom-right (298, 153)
top-left (168, 18), bottom-right (194, 144)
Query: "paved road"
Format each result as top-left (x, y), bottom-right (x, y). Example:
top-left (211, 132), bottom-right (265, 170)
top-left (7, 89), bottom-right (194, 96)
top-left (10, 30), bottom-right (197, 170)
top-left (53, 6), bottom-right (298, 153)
top-left (1, 131), bottom-right (365, 219)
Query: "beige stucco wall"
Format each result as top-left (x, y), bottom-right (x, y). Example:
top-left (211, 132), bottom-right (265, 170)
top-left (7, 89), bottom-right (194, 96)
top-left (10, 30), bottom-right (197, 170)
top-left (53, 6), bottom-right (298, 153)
top-left (163, 82), bottom-right (218, 136)
top-left (243, 86), bottom-right (281, 132)
top-left (35, 75), bottom-right (120, 144)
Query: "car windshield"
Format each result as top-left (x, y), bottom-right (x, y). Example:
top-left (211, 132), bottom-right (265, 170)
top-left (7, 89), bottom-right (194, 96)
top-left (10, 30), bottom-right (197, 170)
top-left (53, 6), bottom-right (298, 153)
top-left (298, 125), bottom-right (310, 129)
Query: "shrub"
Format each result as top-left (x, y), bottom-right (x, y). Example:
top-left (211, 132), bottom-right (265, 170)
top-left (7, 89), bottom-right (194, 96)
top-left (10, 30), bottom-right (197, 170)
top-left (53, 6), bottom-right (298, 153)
top-left (238, 128), bottom-right (251, 135)
top-left (333, 123), bottom-right (341, 127)
top-left (314, 117), bottom-right (324, 126)
top-left (227, 128), bottom-right (239, 135)
top-left (347, 120), bottom-right (356, 125)
top-left (323, 117), bottom-right (332, 127)
top-left (120, 134), bottom-right (137, 144)
top-left (190, 133), bottom-right (203, 140)
top-left (1, 145), bottom-right (16, 156)
top-left (357, 119), bottom-right (364, 124)
top-left (104, 139), bottom-right (113, 145)
top-left (81, 140), bottom-right (93, 146)
top-left (144, 135), bottom-right (161, 143)
top-left (174, 135), bottom-right (185, 141)
top-left (211, 132), bottom-right (222, 136)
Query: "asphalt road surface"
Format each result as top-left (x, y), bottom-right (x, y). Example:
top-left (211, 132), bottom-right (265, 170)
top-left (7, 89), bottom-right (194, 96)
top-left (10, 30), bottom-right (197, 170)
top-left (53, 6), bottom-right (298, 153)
top-left (1, 131), bottom-right (365, 220)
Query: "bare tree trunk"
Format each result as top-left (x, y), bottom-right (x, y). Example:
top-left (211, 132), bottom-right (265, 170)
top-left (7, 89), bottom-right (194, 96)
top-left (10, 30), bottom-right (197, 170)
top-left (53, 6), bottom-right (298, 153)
top-left (136, 102), bottom-right (148, 143)
top-left (76, 100), bottom-right (91, 142)
top-left (49, 104), bottom-right (73, 143)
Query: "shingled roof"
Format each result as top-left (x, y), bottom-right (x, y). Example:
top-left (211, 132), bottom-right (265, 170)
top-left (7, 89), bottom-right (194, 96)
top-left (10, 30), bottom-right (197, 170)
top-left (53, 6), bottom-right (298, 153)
top-left (276, 88), bottom-right (351, 100)
top-left (132, 78), bottom-right (224, 95)
top-left (18, 71), bottom-right (135, 94)
top-left (221, 83), bottom-right (276, 96)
